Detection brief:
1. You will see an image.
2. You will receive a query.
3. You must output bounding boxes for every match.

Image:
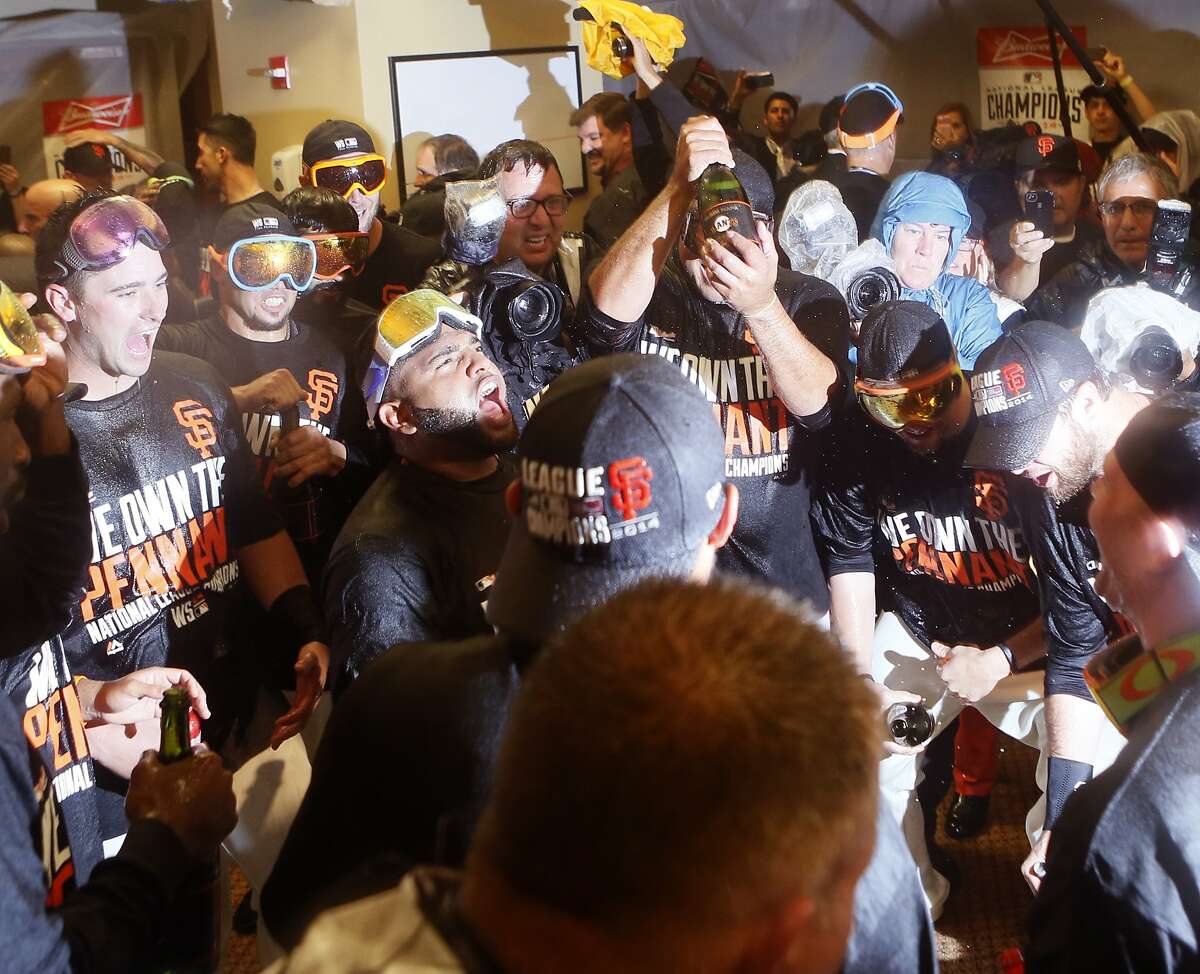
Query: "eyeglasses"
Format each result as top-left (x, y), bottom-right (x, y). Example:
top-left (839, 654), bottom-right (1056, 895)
top-left (363, 289), bottom-right (483, 424)
top-left (855, 361), bottom-right (964, 430)
top-left (308, 154), bottom-right (388, 199)
top-left (1099, 198), bottom-right (1158, 220)
top-left (305, 232), bottom-right (370, 280)
top-left (209, 235), bottom-right (317, 292)
top-left (0, 280), bottom-right (41, 360)
top-left (506, 194), bottom-right (572, 220)
top-left (51, 195), bottom-right (170, 281)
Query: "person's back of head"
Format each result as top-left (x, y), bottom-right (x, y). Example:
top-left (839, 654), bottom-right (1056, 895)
top-left (282, 185), bottom-right (359, 234)
top-left (427, 133), bottom-right (479, 177)
top-left (838, 82), bottom-right (903, 175)
top-left (200, 113), bottom-right (257, 168)
top-left (467, 577), bottom-right (879, 974)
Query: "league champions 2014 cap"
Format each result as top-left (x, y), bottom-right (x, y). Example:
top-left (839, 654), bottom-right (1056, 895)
top-left (487, 354), bottom-right (728, 645)
top-left (302, 119), bottom-right (376, 166)
top-left (963, 320), bottom-right (1098, 472)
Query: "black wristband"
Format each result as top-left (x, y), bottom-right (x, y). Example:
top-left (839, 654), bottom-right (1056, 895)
top-left (996, 641), bottom-right (1016, 672)
top-left (1045, 756), bottom-right (1093, 829)
top-left (267, 584), bottom-right (327, 652)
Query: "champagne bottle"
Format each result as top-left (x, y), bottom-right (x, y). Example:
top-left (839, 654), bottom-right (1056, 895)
top-left (155, 689), bottom-right (220, 974)
top-left (274, 405), bottom-right (321, 544)
top-left (697, 163), bottom-right (756, 245)
top-left (886, 702), bottom-right (934, 748)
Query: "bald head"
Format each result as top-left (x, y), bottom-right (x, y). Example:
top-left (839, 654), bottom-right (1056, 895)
top-left (19, 180), bottom-right (84, 237)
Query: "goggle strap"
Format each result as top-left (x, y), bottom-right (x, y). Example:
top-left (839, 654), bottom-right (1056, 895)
top-left (855, 360), bottom-right (960, 397)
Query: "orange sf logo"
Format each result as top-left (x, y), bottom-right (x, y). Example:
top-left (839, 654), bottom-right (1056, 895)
top-left (306, 369), bottom-right (339, 423)
top-left (173, 400), bottom-right (217, 459)
top-left (609, 456), bottom-right (654, 522)
top-left (974, 471), bottom-right (1009, 520)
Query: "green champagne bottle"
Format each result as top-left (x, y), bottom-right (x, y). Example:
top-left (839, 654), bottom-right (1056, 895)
top-left (697, 163), bottom-right (756, 245)
top-left (159, 687), bottom-right (193, 763)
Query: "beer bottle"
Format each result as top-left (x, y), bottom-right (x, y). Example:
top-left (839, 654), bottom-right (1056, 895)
top-left (697, 163), bottom-right (756, 245)
top-left (886, 702), bottom-right (935, 748)
top-left (155, 688), bottom-right (220, 974)
top-left (273, 405), bottom-right (321, 544)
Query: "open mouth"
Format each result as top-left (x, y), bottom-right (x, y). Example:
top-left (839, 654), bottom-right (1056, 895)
top-left (125, 328), bottom-right (157, 357)
top-left (524, 234), bottom-right (551, 251)
top-left (477, 376), bottom-right (509, 418)
top-left (262, 293), bottom-right (289, 312)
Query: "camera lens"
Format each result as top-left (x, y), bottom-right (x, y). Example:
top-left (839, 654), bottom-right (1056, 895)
top-left (1129, 325), bottom-right (1183, 393)
top-left (504, 279), bottom-right (563, 343)
top-left (847, 267), bottom-right (901, 320)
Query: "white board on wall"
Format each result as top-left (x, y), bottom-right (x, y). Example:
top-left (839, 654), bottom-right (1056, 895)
top-left (389, 46), bottom-right (585, 201)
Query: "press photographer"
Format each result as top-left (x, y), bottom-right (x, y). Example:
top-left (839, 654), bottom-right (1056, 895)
top-left (1081, 285), bottom-right (1200, 394)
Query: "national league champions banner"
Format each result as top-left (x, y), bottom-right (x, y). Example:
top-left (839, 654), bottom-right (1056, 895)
top-left (977, 26), bottom-right (1091, 137)
top-left (42, 94), bottom-right (148, 191)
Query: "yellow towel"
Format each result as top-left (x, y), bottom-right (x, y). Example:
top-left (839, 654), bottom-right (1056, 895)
top-left (579, 0), bottom-right (686, 80)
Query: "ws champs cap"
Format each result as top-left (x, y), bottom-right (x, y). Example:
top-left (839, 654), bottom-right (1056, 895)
top-left (211, 201), bottom-right (294, 253)
top-left (964, 320), bottom-right (1097, 471)
top-left (487, 354), bottom-right (727, 644)
top-left (302, 119), bottom-right (376, 166)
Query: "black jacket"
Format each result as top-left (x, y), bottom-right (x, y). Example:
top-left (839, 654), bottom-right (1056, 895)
top-left (1025, 239), bottom-right (1140, 327)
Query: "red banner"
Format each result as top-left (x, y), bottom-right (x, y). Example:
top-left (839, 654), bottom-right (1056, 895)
top-left (42, 93), bottom-right (144, 136)
top-left (977, 26), bottom-right (1088, 69)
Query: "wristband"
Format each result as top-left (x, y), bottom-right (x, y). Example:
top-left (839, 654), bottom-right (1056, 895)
top-left (996, 641), bottom-right (1016, 672)
top-left (267, 584), bottom-right (327, 653)
top-left (1119, 75), bottom-right (1135, 89)
top-left (1045, 756), bottom-right (1093, 829)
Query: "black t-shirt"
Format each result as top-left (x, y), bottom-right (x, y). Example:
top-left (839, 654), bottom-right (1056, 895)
top-left (1007, 483), bottom-right (1129, 699)
top-left (261, 632), bottom-right (937, 974)
top-left (827, 167), bottom-right (891, 242)
top-left (323, 457), bottom-right (515, 691)
top-left (346, 219), bottom-right (443, 311)
top-left (584, 165), bottom-right (650, 253)
top-left (578, 266), bottom-right (851, 611)
top-left (992, 218), bottom-right (1105, 290)
top-left (61, 353), bottom-right (282, 837)
top-left (1026, 663), bottom-right (1200, 972)
top-left (813, 416), bottom-right (1042, 649)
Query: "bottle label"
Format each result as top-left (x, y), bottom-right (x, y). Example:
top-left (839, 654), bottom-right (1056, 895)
top-left (188, 707), bottom-right (202, 750)
top-left (701, 200), bottom-right (755, 242)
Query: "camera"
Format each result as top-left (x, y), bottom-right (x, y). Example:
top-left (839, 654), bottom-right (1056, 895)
top-left (846, 266), bottom-right (902, 321)
top-left (1146, 199), bottom-right (1193, 292)
top-left (475, 259), bottom-right (565, 344)
top-left (1128, 325), bottom-right (1184, 393)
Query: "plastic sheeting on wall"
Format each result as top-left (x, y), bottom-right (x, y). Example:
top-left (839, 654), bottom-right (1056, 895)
top-left (0, 4), bottom-right (210, 186)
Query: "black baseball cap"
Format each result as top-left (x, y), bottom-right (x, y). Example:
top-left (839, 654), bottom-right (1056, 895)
top-left (1015, 134), bottom-right (1082, 174)
top-left (302, 119), bottom-right (376, 166)
top-left (963, 321), bottom-right (1098, 471)
top-left (1114, 391), bottom-right (1200, 525)
top-left (732, 147), bottom-right (775, 215)
top-left (212, 201), bottom-right (293, 253)
top-left (839, 82), bottom-right (904, 148)
top-left (62, 142), bottom-right (113, 177)
top-left (858, 301), bottom-right (955, 384)
top-left (487, 354), bottom-right (728, 644)
top-left (1081, 84), bottom-right (1127, 105)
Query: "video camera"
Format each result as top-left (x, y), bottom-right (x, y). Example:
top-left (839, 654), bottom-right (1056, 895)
top-left (827, 239), bottom-right (902, 333)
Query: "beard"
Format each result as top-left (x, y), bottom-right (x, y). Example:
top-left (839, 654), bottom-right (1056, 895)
top-left (410, 404), bottom-right (517, 455)
top-left (1046, 413), bottom-right (1107, 505)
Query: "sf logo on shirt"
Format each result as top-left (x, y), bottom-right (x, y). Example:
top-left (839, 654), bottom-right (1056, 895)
top-left (306, 369), bottom-right (340, 423)
top-left (173, 400), bottom-right (218, 459)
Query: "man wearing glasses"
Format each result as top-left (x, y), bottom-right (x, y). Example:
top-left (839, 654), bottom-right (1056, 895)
top-left (1028, 152), bottom-right (1193, 325)
top-left (814, 301), bottom-right (1050, 916)
top-left (302, 120), bottom-right (441, 310)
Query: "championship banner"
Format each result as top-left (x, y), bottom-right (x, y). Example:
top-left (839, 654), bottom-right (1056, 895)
top-left (42, 94), bottom-right (147, 190)
top-left (977, 26), bottom-right (1091, 137)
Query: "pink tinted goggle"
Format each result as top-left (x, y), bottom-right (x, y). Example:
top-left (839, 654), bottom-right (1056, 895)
top-left (51, 195), bottom-right (170, 281)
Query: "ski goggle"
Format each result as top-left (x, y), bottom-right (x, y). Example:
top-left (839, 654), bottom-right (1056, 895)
top-left (305, 232), bottom-right (369, 280)
top-left (50, 195), bottom-right (170, 281)
top-left (855, 360), bottom-right (963, 430)
top-left (0, 280), bottom-right (42, 361)
top-left (840, 82), bottom-right (905, 149)
top-left (208, 235), bottom-right (317, 291)
top-left (363, 289), bottom-right (483, 425)
top-left (308, 155), bottom-right (388, 198)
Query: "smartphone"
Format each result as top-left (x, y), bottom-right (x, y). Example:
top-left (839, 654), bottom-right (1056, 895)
top-left (1084, 45), bottom-right (1109, 62)
top-left (0, 145), bottom-right (11, 166)
top-left (744, 71), bottom-right (775, 90)
top-left (1024, 189), bottom-right (1056, 237)
top-left (1146, 199), bottom-right (1193, 281)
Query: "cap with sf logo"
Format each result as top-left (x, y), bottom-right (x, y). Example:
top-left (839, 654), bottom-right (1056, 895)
top-left (963, 320), bottom-right (1098, 472)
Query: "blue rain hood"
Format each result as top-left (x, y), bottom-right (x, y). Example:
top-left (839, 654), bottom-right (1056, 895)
top-left (872, 171), bottom-right (971, 275)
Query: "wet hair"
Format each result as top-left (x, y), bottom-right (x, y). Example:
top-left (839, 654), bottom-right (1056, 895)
top-left (1097, 152), bottom-right (1179, 202)
top-left (282, 186), bottom-right (359, 234)
top-left (422, 134), bottom-right (480, 176)
top-left (34, 189), bottom-right (115, 293)
top-left (569, 92), bottom-right (633, 133)
top-left (478, 139), bottom-right (562, 182)
top-left (200, 113), bottom-right (257, 166)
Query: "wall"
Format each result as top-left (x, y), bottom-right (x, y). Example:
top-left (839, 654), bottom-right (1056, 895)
top-left (208, 0), bottom-right (363, 194)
